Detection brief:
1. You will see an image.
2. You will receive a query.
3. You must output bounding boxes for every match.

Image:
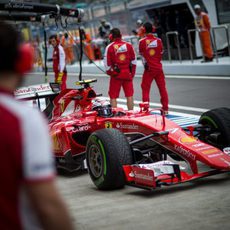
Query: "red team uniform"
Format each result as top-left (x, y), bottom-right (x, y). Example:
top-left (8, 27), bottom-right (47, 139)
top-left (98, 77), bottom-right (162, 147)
top-left (104, 38), bottom-right (136, 99)
top-left (0, 22), bottom-right (73, 230)
top-left (0, 89), bottom-right (55, 230)
top-left (139, 33), bottom-right (169, 112)
top-left (52, 43), bottom-right (67, 90)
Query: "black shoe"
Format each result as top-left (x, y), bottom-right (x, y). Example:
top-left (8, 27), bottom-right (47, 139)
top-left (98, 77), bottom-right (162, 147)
top-left (201, 57), bottom-right (213, 63)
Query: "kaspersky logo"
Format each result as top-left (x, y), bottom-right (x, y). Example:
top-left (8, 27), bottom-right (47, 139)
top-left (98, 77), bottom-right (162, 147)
top-left (174, 144), bottom-right (196, 161)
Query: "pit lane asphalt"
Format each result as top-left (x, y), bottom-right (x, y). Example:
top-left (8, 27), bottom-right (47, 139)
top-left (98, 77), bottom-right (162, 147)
top-left (57, 171), bottom-right (230, 230)
top-left (24, 72), bottom-right (230, 230)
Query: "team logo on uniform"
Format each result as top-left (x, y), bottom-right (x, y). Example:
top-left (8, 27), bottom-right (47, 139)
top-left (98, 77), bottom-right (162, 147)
top-left (119, 54), bottom-right (126, 61)
top-left (117, 44), bottom-right (127, 53)
top-left (146, 40), bottom-right (151, 45)
top-left (148, 40), bottom-right (158, 48)
top-left (149, 49), bottom-right (155, 56)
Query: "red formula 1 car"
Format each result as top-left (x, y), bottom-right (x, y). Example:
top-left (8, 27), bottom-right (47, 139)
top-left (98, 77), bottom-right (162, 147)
top-left (16, 79), bottom-right (230, 190)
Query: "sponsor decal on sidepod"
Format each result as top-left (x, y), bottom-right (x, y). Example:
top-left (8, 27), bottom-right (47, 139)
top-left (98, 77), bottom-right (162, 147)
top-left (116, 123), bottom-right (138, 130)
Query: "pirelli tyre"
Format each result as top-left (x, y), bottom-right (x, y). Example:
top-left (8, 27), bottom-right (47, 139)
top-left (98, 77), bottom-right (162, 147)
top-left (199, 107), bottom-right (230, 149)
top-left (86, 128), bottom-right (133, 190)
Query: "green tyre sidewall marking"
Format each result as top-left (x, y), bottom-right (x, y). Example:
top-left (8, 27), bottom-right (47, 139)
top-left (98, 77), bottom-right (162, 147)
top-left (200, 116), bottom-right (218, 129)
top-left (90, 135), bottom-right (107, 187)
top-left (98, 139), bottom-right (107, 176)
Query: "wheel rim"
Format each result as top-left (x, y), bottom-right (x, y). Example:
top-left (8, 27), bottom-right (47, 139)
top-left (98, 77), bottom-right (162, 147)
top-left (88, 144), bottom-right (103, 178)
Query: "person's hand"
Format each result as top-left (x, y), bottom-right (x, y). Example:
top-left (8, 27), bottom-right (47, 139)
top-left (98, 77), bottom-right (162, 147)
top-left (106, 68), bottom-right (119, 77)
top-left (110, 72), bottom-right (118, 77)
top-left (113, 65), bottom-right (120, 73)
top-left (56, 72), bottom-right (64, 84)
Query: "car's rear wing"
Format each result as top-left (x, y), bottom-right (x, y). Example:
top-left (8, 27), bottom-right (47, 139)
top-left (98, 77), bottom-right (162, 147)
top-left (15, 83), bottom-right (60, 100)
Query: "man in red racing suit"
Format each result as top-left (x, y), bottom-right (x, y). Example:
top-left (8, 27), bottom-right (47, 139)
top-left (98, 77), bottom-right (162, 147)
top-left (104, 28), bottom-right (136, 110)
top-left (139, 22), bottom-right (169, 114)
top-left (49, 34), bottom-right (67, 91)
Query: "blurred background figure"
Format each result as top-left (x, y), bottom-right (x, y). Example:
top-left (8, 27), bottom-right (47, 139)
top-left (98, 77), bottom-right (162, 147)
top-left (61, 32), bottom-right (75, 65)
top-left (80, 26), bottom-right (95, 64)
top-left (98, 19), bottom-right (113, 46)
top-left (132, 19), bottom-right (146, 39)
top-left (32, 36), bottom-right (44, 71)
top-left (49, 34), bottom-right (67, 90)
top-left (59, 31), bottom-right (64, 42)
top-left (194, 4), bottom-right (213, 62)
top-left (92, 40), bottom-right (102, 61)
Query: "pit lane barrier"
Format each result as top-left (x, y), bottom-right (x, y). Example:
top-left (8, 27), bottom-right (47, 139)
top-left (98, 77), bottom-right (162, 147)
top-left (166, 31), bottom-right (182, 63)
top-left (187, 28), bottom-right (205, 63)
top-left (212, 25), bottom-right (230, 63)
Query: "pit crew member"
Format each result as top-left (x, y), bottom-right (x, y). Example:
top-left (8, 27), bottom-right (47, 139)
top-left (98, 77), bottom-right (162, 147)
top-left (194, 4), bottom-right (213, 62)
top-left (0, 22), bottom-right (73, 230)
top-left (104, 28), bottom-right (137, 110)
top-left (49, 34), bottom-right (68, 90)
top-left (139, 22), bottom-right (169, 114)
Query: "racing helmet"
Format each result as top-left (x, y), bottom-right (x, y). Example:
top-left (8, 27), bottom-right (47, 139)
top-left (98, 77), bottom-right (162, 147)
top-left (92, 99), bottom-right (113, 118)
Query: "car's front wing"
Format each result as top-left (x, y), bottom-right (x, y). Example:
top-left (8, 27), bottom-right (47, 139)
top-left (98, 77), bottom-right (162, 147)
top-left (123, 161), bottom-right (230, 190)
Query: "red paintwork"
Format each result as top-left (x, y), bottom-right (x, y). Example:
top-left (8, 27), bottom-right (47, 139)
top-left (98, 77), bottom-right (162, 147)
top-left (48, 85), bottom-right (230, 180)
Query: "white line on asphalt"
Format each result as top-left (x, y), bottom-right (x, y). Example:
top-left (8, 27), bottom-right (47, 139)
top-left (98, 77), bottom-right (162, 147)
top-left (30, 72), bottom-right (230, 80)
top-left (100, 97), bottom-right (202, 117)
top-left (80, 73), bottom-right (230, 80)
top-left (114, 98), bottom-right (208, 113)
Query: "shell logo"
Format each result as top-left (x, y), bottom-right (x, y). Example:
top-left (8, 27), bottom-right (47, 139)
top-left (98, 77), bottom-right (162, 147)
top-left (119, 54), bottom-right (126, 61)
top-left (180, 136), bottom-right (197, 144)
top-left (202, 149), bottom-right (219, 155)
top-left (149, 49), bottom-right (155, 56)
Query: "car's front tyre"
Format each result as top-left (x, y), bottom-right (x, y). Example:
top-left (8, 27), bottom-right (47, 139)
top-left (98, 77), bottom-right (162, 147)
top-left (199, 107), bottom-right (230, 149)
top-left (86, 128), bottom-right (133, 190)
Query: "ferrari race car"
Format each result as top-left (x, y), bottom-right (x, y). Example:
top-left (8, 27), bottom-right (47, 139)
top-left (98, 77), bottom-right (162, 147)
top-left (15, 79), bottom-right (230, 191)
